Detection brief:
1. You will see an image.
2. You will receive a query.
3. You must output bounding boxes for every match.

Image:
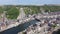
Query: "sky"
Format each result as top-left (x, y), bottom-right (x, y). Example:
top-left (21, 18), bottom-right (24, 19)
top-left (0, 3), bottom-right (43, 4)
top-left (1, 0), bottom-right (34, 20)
top-left (0, 0), bottom-right (60, 5)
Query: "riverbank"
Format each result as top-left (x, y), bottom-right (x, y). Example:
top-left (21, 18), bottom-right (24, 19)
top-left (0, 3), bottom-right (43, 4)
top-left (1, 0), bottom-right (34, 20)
top-left (0, 20), bottom-right (39, 34)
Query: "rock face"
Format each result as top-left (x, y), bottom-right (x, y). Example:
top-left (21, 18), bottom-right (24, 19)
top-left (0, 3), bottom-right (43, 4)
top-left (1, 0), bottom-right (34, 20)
top-left (17, 8), bottom-right (26, 20)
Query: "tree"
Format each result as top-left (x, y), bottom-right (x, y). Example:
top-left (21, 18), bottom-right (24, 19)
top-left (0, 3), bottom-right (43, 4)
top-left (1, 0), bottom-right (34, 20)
top-left (6, 7), bottom-right (19, 19)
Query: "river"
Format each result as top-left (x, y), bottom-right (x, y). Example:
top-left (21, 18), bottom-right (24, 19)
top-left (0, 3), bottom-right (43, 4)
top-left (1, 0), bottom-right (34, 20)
top-left (0, 20), bottom-right (39, 34)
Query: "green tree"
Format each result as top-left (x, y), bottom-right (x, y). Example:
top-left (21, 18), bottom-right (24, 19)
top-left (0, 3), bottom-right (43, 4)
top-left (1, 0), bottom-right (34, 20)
top-left (6, 7), bottom-right (19, 19)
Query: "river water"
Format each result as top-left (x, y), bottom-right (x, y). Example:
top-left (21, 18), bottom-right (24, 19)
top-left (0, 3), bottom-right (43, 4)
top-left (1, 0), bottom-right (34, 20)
top-left (0, 20), bottom-right (39, 34)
